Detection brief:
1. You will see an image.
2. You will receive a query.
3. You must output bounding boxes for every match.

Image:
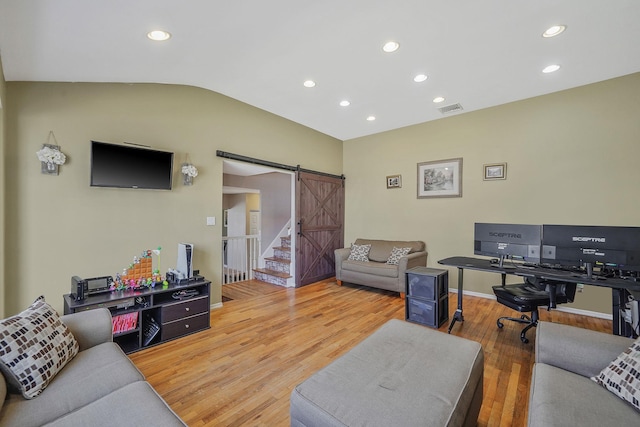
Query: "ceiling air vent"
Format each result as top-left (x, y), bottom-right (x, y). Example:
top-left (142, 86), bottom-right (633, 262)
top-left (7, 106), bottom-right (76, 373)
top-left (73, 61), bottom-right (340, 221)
top-left (438, 103), bottom-right (463, 115)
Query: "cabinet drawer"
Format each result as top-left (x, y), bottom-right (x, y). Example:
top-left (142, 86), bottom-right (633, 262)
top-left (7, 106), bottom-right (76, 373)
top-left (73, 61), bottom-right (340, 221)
top-left (161, 312), bottom-right (209, 341)
top-left (161, 296), bottom-right (209, 323)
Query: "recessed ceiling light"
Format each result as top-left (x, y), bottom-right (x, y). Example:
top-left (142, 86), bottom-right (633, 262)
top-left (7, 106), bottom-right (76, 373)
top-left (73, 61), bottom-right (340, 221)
top-left (366, 116), bottom-right (376, 121)
top-left (303, 80), bottom-right (316, 88)
top-left (147, 30), bottom-right (171, 41)
top-left (382, 41), bottom-right (399, 53)
top-left (433, 96), bottom-right (445, 103)
top-left (542, 25), bottom-right (566, 38)
top-left (542, 64), bottom-right (561, 73)
top-left (413, 74), bottom-right (428, 83)
top-left (339, 100), bottom-right (350, 107)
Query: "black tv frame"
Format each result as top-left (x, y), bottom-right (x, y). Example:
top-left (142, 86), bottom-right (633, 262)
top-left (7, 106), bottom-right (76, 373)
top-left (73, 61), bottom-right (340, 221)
top-left (90, 141), bottom-right (174, 190)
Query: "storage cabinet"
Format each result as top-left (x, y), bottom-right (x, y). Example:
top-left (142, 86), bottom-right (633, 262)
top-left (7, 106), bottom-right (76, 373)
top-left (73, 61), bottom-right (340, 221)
top-left (161, 312), bottom-right (209, 341)
top-left (160, 296), bottom-right (209, 323)
top-left (63, 279), bottom-right (210, 354)
top-left (159, 295), bottom-right (209, 341)
top-left (405, 267), bottom-right (448, 328)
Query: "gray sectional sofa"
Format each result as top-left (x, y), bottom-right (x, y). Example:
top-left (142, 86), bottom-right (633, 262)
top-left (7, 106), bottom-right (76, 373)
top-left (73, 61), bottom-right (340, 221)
top-left (529, 321), bottom-right (639, 426)
top-left (335, 238), bottom-right (428, 295)
top-left (0, 308), bottom-right (185, 427)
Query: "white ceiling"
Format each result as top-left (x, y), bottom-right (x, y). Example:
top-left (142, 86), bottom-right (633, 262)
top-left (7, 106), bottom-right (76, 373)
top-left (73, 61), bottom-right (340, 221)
top-left (1, 1), bottom-right (639, 141)
top-left (223, 160), bottom-right (279, 177)
top-left (222, 160), bottom-right (283, 194)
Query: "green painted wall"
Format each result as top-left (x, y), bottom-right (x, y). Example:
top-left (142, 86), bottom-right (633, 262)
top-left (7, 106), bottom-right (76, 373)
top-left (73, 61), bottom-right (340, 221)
top-left (4, 72), bottom-right (640, 318)
top-left (0, 57), bottom-right (5, 318)
top-left (4, 82), bottom-right (342, 314)
top-left (343, 73), bottom-right (640, 315)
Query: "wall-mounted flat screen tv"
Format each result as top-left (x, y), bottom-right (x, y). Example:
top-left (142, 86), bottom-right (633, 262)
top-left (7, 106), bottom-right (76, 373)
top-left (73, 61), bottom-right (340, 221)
top-left (90, 141), bottom-right (174, 190)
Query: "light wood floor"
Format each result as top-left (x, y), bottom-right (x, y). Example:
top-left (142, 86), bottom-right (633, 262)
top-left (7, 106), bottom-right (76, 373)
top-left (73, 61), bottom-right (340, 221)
top-left (129, 279), bottom-right (611, 427)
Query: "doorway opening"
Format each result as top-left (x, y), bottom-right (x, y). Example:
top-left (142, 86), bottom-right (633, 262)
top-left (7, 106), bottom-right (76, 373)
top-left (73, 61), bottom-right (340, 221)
top-left (222, 160), bottom-right (296, 287)
top-left (220, 151), bottom-right (345, 289)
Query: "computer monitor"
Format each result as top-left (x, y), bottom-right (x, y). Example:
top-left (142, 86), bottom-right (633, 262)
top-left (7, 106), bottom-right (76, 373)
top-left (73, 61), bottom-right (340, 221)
top-left (474, 223), bottom-right (542, 268)
top-left (541, 225), bottom-right (640, 278)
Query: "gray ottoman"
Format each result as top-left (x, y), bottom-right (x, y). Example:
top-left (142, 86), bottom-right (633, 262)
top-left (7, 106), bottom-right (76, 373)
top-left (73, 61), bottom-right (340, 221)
top-left (290, 319), bottom-right (483, 427)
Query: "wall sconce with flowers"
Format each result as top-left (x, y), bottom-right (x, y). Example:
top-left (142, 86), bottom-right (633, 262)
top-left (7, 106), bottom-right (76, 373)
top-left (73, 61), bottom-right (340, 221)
top-left (36, 131), bottom-right (67, 175)
top-left (181, 163), bottom-right (199, 186)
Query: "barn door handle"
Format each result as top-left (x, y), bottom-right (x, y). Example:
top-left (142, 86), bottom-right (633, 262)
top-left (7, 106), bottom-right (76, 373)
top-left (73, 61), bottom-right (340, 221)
top-left (297, 221), bottom-right (302, 236)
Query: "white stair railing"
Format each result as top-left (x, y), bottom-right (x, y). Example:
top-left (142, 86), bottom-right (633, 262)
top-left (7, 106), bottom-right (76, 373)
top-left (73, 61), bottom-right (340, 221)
top-left (222, 235), bottom-right (260, 285)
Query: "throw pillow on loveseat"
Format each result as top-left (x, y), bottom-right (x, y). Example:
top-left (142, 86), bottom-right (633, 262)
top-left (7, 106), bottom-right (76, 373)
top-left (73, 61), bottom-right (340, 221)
top-left (335, 238), bottom-right (428, 295)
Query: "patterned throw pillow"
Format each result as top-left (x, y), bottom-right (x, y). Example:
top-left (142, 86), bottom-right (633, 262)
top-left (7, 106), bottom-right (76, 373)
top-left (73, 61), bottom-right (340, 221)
top-left (0, 296), bottom-right (79, 399)
top-left (591, 336), bottom-right (640, 411)
top-left (387, 247), bottom-right (412, 265)
top-left (348, 244), bottom-right (371, 262)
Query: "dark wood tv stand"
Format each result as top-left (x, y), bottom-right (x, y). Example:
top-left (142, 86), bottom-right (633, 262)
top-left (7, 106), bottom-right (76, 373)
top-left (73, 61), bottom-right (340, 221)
top-left (63, 279), bottom-right (211, 354)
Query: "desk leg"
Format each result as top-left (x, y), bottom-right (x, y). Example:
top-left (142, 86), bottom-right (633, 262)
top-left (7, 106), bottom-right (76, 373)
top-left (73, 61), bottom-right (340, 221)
top-left (612, 288), bottom-right (635, 337)
top-left (448, 267), bottom-right (464, 333)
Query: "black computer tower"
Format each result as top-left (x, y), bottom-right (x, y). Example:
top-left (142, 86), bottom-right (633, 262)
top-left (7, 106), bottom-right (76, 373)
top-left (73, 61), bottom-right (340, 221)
top-left (405, 267), bottom-right (449, 328)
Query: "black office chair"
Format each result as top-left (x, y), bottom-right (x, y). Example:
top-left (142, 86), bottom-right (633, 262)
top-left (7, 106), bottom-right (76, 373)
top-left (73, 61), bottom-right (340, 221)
top-left (492, 277), bottom-right (577, 343)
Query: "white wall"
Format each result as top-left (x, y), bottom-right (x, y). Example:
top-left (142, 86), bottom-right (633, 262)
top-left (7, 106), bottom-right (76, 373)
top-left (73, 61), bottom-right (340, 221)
top-left (226, 194), bottom-right (247, 237)
top-left (224, 172), bottom-right (292, 252)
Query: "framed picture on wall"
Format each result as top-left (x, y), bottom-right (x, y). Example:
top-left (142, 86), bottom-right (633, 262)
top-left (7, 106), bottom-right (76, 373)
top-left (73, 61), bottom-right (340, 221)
top-left (417, 158), bottom-right (462, 198)
top-left (483, 163), bottom-right (506, 180)
top-left (386, 174), bottom-right (402, 189)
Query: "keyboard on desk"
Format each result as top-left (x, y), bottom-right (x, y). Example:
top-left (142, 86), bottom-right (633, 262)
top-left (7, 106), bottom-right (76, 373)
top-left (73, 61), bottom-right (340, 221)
top-left (501, 262), bottom-right (575, 274)
top-left (535, 263), bottom-right (580, 273)
top-left (533, 263), bottom-right (617, 280)
top-left (520, 262), bottom-right (537, 269)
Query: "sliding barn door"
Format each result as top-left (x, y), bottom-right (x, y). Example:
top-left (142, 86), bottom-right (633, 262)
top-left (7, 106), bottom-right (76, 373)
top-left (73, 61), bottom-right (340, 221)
top-left (295, 171), bottom-right (345, 287)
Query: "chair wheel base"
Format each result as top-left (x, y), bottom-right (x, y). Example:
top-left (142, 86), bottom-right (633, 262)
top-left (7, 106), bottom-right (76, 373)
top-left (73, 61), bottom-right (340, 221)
top-left (495, 314), bottom-right (537, 344)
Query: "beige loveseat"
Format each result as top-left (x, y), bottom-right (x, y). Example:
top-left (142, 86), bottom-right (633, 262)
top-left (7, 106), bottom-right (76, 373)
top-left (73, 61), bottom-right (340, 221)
top-left (335, 238), bottom-right (428, 296)
top-left (0, 308), bottom-right (185, 427)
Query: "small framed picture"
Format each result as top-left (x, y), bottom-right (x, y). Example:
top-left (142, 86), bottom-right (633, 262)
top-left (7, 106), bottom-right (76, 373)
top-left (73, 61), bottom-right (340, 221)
top-left (386, 174), bottom-right (402, 189)
top-left (483, 163), bottom-right (506, 180)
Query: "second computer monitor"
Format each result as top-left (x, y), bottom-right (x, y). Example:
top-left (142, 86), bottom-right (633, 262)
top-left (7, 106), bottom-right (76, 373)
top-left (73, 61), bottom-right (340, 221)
top-left (474, 223), bottom-right (542, 264)
top-left (541, 224), bottom-right (640, 272)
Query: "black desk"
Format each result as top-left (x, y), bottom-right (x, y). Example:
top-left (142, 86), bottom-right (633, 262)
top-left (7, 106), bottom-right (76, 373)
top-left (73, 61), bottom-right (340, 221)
top-left (438, 256), bottom-right (640, 336)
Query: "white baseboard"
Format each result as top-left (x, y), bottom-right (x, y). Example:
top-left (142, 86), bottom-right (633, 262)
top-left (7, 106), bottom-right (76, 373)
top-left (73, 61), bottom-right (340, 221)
top-left (449, 288), bottom-right (613, 320)
top-left (211, 302), bottom-right (223, 310)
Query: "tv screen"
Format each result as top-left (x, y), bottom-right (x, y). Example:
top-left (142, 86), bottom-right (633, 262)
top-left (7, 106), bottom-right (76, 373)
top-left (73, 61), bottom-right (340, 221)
top-left (90, 141), bottom-right (173, 190)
